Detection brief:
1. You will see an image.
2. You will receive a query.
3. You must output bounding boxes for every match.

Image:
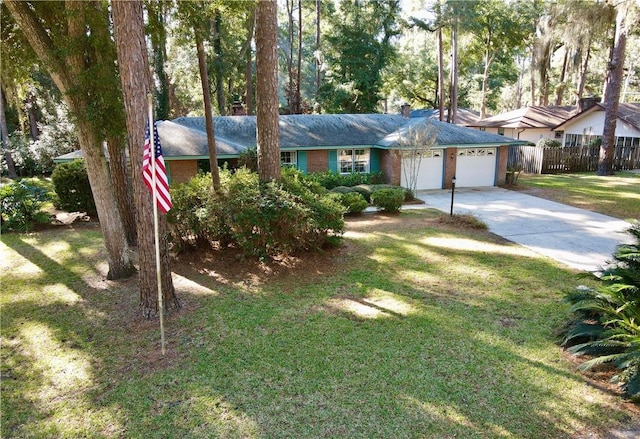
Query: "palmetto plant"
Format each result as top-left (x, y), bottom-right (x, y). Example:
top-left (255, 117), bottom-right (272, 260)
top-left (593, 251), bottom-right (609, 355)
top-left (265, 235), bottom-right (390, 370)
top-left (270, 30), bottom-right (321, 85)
top-left (562, 222), bottom-right (640, 400)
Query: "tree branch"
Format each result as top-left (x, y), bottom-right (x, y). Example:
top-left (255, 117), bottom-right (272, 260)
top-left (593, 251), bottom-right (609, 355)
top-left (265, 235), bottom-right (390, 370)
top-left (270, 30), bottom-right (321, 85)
top-left (3, 1), bottom-right (71, 95)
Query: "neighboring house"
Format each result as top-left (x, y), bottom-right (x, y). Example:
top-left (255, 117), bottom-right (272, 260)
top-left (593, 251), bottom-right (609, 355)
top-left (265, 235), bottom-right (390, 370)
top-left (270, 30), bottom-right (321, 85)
top-left (552, 102), bottom-right (640, 150)
top-left (157, 114), bottom-right (526, 190)
top-left (466, 106), bottom-right (577, 143)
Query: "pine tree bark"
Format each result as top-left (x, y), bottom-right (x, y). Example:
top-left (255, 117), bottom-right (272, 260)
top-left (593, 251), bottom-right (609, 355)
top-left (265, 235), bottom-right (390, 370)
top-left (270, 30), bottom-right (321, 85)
top-left (106, 135), bottom-right (137, 246)
top-left (195, 30), bottom-right (221, 191)
top-left (4, 0), bottom-right (134, 280)
top-left (255, 0), bottom-right (281, 183)
top-left (598, 2), bottom-right (630, 176)
top-left (111, 0), bottom-right (179, 317)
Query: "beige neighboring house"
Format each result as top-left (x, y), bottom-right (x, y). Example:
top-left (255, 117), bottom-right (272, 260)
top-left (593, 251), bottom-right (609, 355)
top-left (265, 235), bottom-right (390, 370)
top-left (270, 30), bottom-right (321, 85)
top-left (552, 102), bottom-right (640, 149)
top-left (467, 106), bottom-right (578, 143)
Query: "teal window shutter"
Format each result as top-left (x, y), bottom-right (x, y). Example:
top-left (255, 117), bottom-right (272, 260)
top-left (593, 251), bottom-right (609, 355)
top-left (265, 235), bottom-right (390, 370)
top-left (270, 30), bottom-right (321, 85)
top-left (165, 161), bottom-right (172, 184)
top-left (370, 148), bottom-right (380, 172)
top-left (329, 150), bottom-right (338, 172)
top-left (297, 151), bottom-right (307, 173)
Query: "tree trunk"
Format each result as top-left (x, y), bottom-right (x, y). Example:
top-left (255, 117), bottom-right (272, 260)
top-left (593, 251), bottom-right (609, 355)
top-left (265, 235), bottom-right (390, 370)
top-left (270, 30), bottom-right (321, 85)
top-left (0, 84), bottom-right (17, 179)
top-left (315, 0), bottom-right (321, 106)
top-left (516, 56), bottom-right (524, 108)
top-left (480, 47), bottom-right (495, 119)
top-left (212, 13), bottom-right (226, 115)
top-left (255, 0), bottom-right (281, 183)
top-left (4, 0), bottom-right (134, 280)
top-left (26, 93), bottom-right (39, 141)
top-left (576, 39), bottom-right (592, 104)
top-left (246, 48), bottom-right (254, 115)
top-left (111, 0), bottom-right (179, 316)
top-left (555, 48), bottom-right (569, 106)
top-left (450, 19), bottom-right (458, 124)
top-left (106, 134), bottom-right (137, 246)
top-left (437, 26), bottom-right (444, 121)
top-left (286, 0), bottom-right (295, 113)
top-left (148, 1), bottom-right (171, 120)
top-left (598, 3), bottom-right (629, 176)
top-left (296, 0), bottom-right (303, 113)
top-left (196, 30), bottom-right (221, 191)
top-left (530, 48), bottom-right (536, 106)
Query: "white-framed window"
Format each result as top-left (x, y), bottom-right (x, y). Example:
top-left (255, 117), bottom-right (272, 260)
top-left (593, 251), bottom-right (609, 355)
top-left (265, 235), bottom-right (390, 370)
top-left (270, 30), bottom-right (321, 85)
top-left (280, 151), bottom-right (297, 167)
top-left (498, 127), bottom-right (505, 136)
top-left (339, 148), bottom-right (370, 174)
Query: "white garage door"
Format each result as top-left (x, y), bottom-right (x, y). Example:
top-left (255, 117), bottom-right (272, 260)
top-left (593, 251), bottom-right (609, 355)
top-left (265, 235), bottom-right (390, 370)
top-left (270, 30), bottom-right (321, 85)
top-left (455, 148), bottom-right (497, 187)
top-left (401, 150), bottom-right (444, 190)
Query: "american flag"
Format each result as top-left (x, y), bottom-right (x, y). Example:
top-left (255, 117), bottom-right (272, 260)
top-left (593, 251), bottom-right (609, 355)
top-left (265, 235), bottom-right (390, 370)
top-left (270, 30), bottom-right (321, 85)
top-left (142, 122), bottom-right (172, 214)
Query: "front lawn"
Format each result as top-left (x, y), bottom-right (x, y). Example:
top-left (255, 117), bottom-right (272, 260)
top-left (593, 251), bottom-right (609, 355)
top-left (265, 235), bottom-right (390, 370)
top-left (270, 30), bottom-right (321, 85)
top-left (1, 211), bottom-right (637, 438)
top-left (513, 171), bottom-right (640, 221)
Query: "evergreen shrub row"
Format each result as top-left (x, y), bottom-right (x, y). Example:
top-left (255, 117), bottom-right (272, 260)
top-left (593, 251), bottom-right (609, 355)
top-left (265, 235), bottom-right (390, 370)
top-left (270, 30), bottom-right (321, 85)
top-left (167, 168), bottom-right (345, 258)
top-left (306, 170), bottom-right (385, 190)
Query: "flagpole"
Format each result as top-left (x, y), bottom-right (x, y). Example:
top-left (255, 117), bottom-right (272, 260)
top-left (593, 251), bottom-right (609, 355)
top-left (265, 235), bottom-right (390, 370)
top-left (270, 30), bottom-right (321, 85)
top-left (147, 93), bottom-right (166, 355)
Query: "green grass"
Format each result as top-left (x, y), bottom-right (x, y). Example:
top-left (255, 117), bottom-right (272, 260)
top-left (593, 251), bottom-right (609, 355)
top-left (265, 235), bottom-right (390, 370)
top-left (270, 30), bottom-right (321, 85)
top-left (514, 171), bottom-right (640, 222)
top-left (1, 211), bottom-right (636, 438)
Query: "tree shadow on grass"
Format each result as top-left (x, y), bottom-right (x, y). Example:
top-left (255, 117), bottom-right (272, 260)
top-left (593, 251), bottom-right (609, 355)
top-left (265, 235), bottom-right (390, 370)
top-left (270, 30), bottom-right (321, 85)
top-left (1, 213), bottom-right (636, 438)
top-left (156, 212), bottom-right (635, 438)
top-left (1, 229), bottom-right (163, 437)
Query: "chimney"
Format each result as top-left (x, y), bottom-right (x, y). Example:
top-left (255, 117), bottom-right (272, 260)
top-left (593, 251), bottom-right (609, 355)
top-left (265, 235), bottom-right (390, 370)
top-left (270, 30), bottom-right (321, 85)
top-left (578, 96), bottom-right (598, 112)
top-left (401, 103), bottom-right (411, 118)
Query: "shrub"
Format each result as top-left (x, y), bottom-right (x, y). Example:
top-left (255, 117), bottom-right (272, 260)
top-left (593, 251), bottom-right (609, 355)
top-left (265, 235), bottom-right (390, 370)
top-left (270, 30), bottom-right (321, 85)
top-left (350, 184), bottom-right (373, 202)
top-left (562, 222), bottom-right (640, 400)
top-left (237, 147), bottom-right (258, 171)
top-left (169, 168), bottom-right (345, 258)
top-left (51, 159), bottom-right (96, 215)
top-left (0, 180), bottom-right (51, 232)
top-left (307, 170), bottom-right (385, 190)
top-left (536, 138), bottom-right (561, 148)
top-left (338, 191), bottom-right (368, 215)
top-left (330, 186), bottom-right (352, 195)
top-left (403, 187), bottom-right (416, 202)
top-left (370, 187), bottom-right (405, 213)
top-left (166, 172), bottom-right (229, 250)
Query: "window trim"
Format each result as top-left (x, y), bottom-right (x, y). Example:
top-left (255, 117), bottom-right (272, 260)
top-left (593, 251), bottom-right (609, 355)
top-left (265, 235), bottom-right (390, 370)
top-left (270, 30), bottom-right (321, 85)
top-left (338, 148), bottom-right (370, 174)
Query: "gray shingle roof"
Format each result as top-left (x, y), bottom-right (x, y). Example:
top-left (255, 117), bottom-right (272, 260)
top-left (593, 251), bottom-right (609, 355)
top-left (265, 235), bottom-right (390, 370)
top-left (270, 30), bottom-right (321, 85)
top-left (155, 114), bottom-right (527, 158)
top-left (377, 118), bottom-right (526, 148)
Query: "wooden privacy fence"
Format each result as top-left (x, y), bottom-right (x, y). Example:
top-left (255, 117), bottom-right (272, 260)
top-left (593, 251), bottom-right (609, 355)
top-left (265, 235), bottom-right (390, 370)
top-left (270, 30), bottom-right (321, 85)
top-left (508, 143), bottom-right (640, 174)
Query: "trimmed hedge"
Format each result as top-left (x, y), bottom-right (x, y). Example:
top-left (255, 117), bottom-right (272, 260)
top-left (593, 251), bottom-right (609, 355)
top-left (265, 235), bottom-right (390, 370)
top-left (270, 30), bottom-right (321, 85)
top-left (371, 187), bottom-right (405, 213)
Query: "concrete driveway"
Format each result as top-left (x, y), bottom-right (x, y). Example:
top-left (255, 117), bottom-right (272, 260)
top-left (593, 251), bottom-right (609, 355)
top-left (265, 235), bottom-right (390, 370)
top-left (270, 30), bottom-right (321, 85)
top-left (411, 187), bottom-right (634, 273)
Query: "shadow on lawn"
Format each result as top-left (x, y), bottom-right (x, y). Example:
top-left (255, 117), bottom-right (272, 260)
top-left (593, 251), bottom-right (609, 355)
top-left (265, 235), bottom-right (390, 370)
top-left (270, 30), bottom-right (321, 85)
top-left (1, 215), bottom-right (635, 438)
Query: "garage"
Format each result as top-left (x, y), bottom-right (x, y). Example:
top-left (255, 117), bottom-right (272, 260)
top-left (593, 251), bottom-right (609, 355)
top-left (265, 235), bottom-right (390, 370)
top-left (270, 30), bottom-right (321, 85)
top-left (401, 149), bottom-right (444, 190)
top-left (454, 148), bottom-right (497, 187)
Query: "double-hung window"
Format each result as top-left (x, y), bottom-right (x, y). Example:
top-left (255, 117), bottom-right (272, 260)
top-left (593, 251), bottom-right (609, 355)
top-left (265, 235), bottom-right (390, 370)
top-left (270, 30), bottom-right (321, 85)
top-left (280, 151), bottom-right (297, 167)
top-left (338, 148), bottom-right (369, 174)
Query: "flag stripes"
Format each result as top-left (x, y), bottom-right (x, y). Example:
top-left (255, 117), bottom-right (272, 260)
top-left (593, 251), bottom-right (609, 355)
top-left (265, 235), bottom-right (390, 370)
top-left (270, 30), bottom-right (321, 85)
top-left (142, 122), bottom-right (172, 214)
